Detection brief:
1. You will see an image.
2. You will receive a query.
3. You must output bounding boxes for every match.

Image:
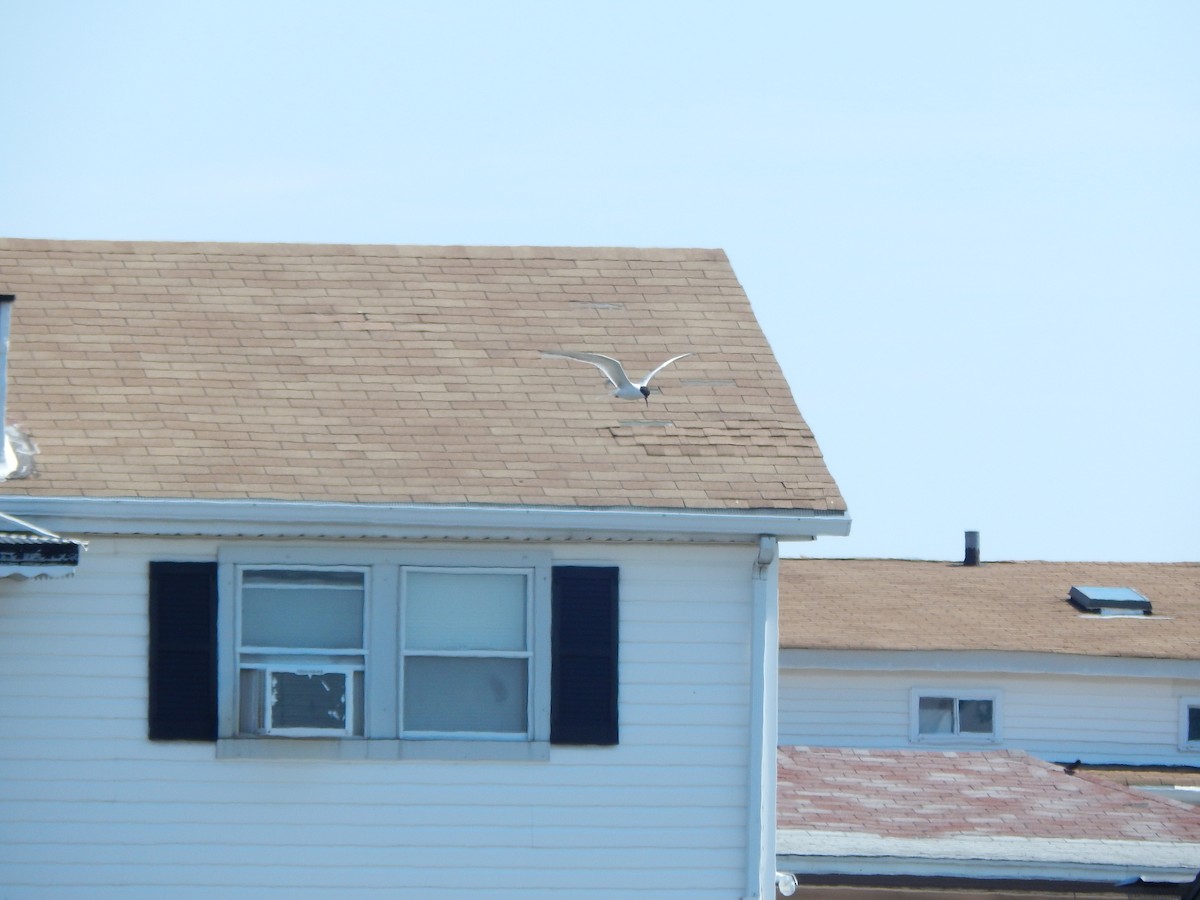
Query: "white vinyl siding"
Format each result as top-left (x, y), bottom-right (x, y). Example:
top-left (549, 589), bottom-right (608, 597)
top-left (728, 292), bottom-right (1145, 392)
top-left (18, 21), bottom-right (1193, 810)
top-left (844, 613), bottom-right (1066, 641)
top-left (0, 537), bottom-right (757, 899)
top-left (779, 664), bottom-right (1200, 765)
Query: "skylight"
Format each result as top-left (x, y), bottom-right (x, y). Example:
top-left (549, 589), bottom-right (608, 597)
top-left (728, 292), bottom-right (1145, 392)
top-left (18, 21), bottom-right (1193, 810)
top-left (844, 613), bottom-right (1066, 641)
top-left (1069, 585), bottom-right (1152, 616)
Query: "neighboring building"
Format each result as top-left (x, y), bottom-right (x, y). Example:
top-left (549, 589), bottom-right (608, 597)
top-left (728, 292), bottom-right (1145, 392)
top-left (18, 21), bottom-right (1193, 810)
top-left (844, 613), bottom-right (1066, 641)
top-left (0, 238), bottom-right (849, 899)
top-left (776, 745), bottom-right (1200, 895)
top-left (778, 557), bottom-right (1200, 765)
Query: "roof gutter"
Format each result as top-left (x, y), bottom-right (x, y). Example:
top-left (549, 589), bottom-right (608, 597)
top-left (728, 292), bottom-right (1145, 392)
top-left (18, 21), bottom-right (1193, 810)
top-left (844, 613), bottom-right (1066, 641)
top-left (0, 496), bottom-right (852, 542)
top-left (778, 852), bottom-right (1199, 884)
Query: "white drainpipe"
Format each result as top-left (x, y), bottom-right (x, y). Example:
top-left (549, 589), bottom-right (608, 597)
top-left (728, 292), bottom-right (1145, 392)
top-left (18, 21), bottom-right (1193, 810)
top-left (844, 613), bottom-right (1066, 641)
top-left (745, 535), bottom-right (779, 899)
top-left (0, 295), bottom-right (14, 478)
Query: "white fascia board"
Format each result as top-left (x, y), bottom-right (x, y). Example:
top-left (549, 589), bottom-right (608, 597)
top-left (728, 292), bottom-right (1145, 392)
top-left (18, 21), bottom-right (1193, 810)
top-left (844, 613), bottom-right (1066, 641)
top-left (779, 648), bottom-right (1200, 679)
top-left (777, 832), bottom-right (1200, 881)
top-left (0, 495), bottom-right (851, 542)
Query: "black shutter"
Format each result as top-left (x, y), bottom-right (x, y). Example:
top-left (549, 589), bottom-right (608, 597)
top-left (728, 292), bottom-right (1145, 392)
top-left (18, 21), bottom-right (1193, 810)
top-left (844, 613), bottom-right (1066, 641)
top-left (551, 566), bottom-right (618, 745)
top-left (148, 561), bottom-right (218, 741)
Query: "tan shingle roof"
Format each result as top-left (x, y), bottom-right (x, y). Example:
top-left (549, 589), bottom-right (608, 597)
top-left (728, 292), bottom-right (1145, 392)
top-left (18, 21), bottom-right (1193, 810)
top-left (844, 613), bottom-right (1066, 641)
top-left (0, 238), bottom-right (844, 511)
top-left (780, 558), bottom-right (1200, 659)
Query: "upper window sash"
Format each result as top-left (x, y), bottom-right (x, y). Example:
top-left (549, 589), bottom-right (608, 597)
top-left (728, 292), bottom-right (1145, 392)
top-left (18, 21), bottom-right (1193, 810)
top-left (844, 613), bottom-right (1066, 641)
top-left (237, 565), bottom-right (369, 653)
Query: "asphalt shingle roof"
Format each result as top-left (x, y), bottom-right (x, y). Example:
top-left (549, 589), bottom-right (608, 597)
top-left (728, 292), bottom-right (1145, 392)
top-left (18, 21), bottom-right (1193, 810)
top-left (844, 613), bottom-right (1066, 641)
top-left (0, 239), bottom-right (844, 512)
top-left (778, 745), bottom-right (1200, 844)
top-left (779, 558), bottom-right (1200, 660)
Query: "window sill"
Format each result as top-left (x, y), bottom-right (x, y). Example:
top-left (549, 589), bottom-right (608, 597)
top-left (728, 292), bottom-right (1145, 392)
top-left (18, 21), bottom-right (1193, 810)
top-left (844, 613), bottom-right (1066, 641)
top-left (911, 735), bottom-right (999, 746)
top-left (216, 738), bottom-right (551, 762)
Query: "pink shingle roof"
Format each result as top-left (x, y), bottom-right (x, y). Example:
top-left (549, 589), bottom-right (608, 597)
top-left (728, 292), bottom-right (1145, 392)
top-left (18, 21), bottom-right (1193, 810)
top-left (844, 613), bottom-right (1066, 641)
top-left (780, 558), bottom-right (1200, 660)
top-left (778, 745), bottom-right (1200, 843)
top-left (0, 239), bottom-right (844, 512)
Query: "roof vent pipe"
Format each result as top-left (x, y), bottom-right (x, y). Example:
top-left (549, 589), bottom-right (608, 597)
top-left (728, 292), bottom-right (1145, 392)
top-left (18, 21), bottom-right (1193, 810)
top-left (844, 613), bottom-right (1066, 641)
top-left (964, 531), bottom-right (980, 566)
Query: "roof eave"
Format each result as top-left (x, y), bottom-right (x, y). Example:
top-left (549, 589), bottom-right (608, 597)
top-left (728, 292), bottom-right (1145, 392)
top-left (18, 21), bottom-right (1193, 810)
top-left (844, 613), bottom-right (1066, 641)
top-left (777, 832), bottom-right (1200, 881)
top-left (778, 647), bottom-right (1200, 672)
top-left (0, 496), bottom-right (852, 542)
top-left (777, 850), bottom-right (1199, 884)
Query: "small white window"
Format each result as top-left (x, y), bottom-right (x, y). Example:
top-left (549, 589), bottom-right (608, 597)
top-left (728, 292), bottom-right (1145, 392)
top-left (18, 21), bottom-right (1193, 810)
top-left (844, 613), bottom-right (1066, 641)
top-left (911, 690), bottom-right (999, 743)
top-left (1179, 699), bottom-right (1200, 751)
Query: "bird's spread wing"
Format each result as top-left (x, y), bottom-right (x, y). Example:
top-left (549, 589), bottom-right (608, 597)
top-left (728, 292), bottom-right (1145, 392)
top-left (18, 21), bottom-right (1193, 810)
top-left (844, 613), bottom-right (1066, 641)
top-left (541, 351), bottom-right (633, 390)
top-left (640, 353), bottom-right (694, 386)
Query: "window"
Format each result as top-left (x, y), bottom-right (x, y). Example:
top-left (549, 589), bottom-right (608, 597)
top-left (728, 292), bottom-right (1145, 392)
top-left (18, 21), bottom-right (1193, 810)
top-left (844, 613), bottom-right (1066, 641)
top-left (230, 558), bottom-right (536, 743)
top-left (1068, 585), bottom-right (1152, 616)
top-left (147, 553), bottom-right (619, 756)
top-left (1179, 699), bottom-right (1200, 751)
top-left (236, 568), bottom-right (366, 737)
top-left (400, 568), bottom-right (531, 737)
top-left (910, 690), bottom-right (999, 743)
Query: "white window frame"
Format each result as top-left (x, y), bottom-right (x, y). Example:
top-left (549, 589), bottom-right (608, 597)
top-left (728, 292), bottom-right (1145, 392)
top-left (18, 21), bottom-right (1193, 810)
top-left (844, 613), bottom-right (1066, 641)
top-left (1179, 697), bottom-right (1200, 752)
top-left (216, 545), bottom-right (553, 761)
top-left (399, 566), bottom-right (534, 741)
top-left (909, 688), bottom-right (1001, 744)
top-left (235, 564), bottom-right (369, 738)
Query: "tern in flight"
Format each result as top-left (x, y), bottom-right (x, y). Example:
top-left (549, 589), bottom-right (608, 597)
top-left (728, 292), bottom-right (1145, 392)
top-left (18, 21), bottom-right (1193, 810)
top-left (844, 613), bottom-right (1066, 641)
top-left (542, 350), bottom-right (694, 403)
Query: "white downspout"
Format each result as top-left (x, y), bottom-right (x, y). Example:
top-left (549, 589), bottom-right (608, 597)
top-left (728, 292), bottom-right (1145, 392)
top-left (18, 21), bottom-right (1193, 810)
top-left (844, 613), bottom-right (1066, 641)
top-left (744, 535), bottom-right (779, 899)
top-left (0, 295), bottom-right (15, 478)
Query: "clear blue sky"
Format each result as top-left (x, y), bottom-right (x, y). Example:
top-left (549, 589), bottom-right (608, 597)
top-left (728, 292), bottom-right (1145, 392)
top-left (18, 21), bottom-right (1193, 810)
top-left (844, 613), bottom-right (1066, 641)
top-left (2, 2), bottom-right (1196, 561)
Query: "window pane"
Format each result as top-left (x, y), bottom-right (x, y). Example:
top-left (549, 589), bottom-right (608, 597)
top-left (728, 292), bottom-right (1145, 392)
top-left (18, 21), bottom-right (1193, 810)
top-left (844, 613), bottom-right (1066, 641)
top-left (1189, 707), bottom-right (1200, 742)
top-left (242, 570), bottom-right (364, 649)
top-left (405, 571), bottom-right (527, 651)
top-left (404, 657), bottom-right (528, 733)
top-left (270, 671), bottom-right (347, 731)
top-left (959, 699), bottom-right (994, 734)
top-left (918, 697), bottom-right (955, 735)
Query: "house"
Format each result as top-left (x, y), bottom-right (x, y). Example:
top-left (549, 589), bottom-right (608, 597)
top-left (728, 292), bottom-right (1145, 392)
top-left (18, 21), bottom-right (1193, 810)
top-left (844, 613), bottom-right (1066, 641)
top-left (778, 555), bottom-right (1200, 767)
top-left (776, 745), bottom-right (1200, 896)
top-left (0, 238), bottom-right (848, 899)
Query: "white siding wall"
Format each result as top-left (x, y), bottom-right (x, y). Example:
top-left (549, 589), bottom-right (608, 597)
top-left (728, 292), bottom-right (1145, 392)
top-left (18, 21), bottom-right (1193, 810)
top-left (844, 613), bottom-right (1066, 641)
top-left (779, 666), bottom-right (1200, 765)
top-left (0, 537), bottom-right (758, 899)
